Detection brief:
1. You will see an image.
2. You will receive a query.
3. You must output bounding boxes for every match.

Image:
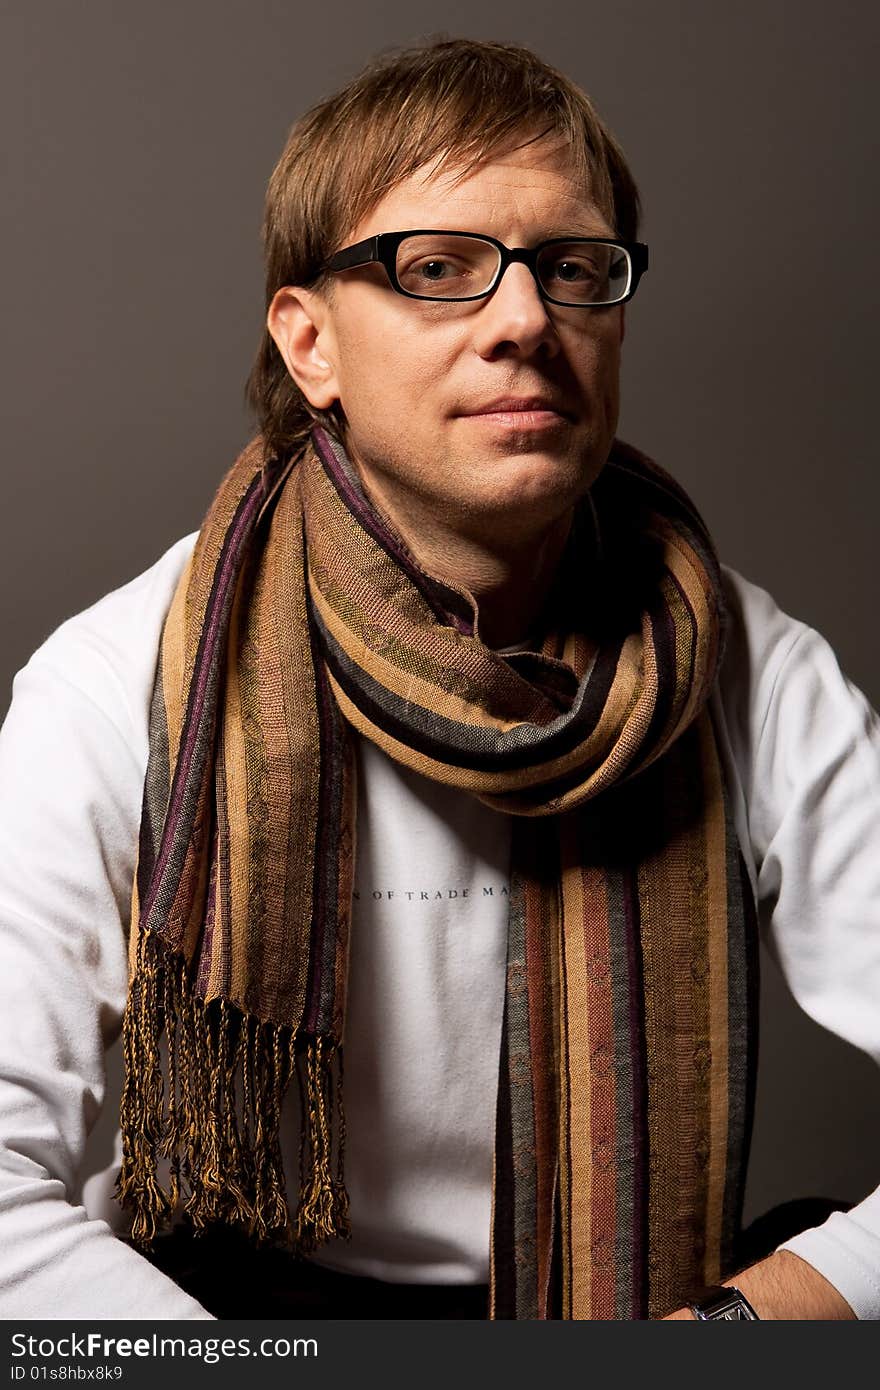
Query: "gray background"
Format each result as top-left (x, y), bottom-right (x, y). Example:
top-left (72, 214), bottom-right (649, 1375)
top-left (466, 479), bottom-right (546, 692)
top-left (2, 1), bottom-right (879, 1235)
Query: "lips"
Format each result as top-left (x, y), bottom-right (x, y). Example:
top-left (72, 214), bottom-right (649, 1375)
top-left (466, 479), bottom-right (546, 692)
top-left (460, 395), bottom-right (572, 419)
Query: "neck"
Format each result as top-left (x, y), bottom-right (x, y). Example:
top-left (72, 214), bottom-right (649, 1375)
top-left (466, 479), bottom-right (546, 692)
top-left (372, 494), bottom-right (574, 649)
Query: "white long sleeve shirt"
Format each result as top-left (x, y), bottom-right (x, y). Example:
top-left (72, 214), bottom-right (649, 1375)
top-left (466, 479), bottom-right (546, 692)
top-left (1, 532), bottom-right (880, 1319)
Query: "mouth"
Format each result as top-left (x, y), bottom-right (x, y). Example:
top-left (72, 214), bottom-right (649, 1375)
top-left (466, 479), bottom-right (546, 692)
top-left (457, 396), bottom-right (573, 431)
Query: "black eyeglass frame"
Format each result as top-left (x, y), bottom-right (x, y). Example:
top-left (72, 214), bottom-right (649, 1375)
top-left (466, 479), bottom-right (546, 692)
top-left (323, 230), bottom-right (649, 307)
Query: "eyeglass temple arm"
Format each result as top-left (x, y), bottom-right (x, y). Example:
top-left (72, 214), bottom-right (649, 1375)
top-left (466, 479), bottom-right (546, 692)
top-left (326, 235), bottom-right (380, 272)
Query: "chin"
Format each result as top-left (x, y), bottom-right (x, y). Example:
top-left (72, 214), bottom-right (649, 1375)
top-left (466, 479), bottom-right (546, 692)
top-left (479, 444), bottom-right (601, 500)
top-left (454, 463), bottom-right (590, 538)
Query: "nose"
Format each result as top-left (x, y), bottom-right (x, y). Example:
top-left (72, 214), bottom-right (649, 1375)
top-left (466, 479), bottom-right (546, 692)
top-left (469, 260), bottom-right (561, 362)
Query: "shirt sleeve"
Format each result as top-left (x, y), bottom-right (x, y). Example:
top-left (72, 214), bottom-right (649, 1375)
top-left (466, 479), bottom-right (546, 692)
top-left (0, 559), bottom-right (212, 1318)
top-left (724, 573), bottom-right (880, 1318)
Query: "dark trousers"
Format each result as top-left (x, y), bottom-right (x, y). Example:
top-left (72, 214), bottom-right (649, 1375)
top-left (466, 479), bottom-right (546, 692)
top-left (141, 1223), bottom-right (489, 1319)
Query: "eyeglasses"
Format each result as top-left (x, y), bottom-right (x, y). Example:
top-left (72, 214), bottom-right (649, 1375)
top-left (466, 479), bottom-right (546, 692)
top-left (323, 230), bottom-right (648, 307)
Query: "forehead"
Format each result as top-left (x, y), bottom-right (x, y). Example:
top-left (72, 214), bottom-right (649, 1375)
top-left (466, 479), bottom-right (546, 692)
top-left (349, 135), bottom-right (614, 241)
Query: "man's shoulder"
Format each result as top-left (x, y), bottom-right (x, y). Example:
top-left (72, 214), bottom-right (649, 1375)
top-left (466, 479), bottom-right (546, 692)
top-left (713, 564), bottom-right (878, 788)
top-left (712, 563), bottom-right (817, 776)
top-left (717, 563), bottom-right (810, 697)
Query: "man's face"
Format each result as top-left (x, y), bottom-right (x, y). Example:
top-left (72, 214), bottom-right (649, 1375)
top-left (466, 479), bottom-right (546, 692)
top-left (275, 133), bottom-right (625, 544)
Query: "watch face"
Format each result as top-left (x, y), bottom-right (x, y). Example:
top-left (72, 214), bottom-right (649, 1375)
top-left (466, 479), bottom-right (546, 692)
top-left (691, 1287), bottom-right (759, 1320)
top-left (710, 1297), bottom-right (757, 1321)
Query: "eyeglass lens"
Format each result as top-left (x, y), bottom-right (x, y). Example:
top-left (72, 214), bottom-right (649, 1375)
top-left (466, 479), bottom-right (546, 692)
top-left (394, 234), bottom-right (631, 304)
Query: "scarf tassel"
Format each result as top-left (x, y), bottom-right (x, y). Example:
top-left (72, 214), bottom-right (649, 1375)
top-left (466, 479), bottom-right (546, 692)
top-left (115, 929), bottom-right (351, 1252)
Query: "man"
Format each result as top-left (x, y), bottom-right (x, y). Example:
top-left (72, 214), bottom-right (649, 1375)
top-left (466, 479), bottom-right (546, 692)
top-left (0, 37), bottom-right (878, 1320)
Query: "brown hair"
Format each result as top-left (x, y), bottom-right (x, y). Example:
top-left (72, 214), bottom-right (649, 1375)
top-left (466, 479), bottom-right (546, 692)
top-left (246, 36), bottom-right (642, 463)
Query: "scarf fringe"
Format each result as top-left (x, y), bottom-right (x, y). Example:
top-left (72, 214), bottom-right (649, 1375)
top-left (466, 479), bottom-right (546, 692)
top-left (115, 929), bottom-right (351, 1252)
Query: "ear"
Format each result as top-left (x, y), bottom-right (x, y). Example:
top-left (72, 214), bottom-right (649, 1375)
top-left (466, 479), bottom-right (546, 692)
top-left (266, 285), bottom-right (340, 410)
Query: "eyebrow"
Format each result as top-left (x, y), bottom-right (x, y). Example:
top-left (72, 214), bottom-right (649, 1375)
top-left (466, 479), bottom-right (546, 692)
top-left (540, 224), bottom-right (615, 240)
top-left (389, 226), bottom-right (618, 242)
top-left (493, 225), bottom-right (618, 242)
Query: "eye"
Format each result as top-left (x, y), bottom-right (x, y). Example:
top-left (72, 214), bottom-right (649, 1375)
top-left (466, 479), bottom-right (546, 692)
top-left (536, 242), bottom-right (626, 303)
top-left (548, 256), bottom-right (600, 283)
top-left (409, 256), bottom-right (466, 282)
top-left (395, 235), bottom-right (498, 297)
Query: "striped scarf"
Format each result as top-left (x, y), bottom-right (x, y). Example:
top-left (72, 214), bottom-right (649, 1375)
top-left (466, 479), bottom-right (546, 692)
top-left (116, 425), bottom-right (758, 1319)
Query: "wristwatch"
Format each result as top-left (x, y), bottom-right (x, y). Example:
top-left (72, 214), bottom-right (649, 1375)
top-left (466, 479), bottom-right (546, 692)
top-left (687, 1284), bottom-right (760, 1320)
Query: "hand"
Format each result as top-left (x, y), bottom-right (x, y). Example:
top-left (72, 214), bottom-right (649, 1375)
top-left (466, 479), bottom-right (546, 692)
top-left (663, 1250), bottom-right (856, 1320)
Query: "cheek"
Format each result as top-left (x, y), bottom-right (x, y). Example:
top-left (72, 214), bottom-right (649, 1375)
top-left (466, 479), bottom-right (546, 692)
top-left (564, 322), bottom-right (622, 393)
top-left (338, 322), bottom-right (457, 416)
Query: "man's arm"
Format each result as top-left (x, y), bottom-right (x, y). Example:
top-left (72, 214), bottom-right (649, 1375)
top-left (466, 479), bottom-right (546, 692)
top-left (0, 553), bottom-right (212, 1318)
top-left (712, 569), bottom-right (880, 1321)
top-left (664, 1251), bottom-right (855, 1320)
